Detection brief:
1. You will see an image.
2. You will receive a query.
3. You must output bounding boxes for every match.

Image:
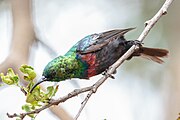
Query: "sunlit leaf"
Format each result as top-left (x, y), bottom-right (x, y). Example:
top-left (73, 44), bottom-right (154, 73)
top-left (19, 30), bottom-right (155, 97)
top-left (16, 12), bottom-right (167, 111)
top-left (22, 104), bottom-right (31, 112)
top-left (0, 68), bottom-right (19, 85)
top-left (20, 64), bottom-right (36, 81)
top-left (45, 85), bottom-right (59, 99)
top-left (1, 77), bottom-right (14, 85)
top-left (7, 69), bottom-right (19, 83)
top-left (22, 104), bottom-right (35, 118)
top-left (1, 65), bottom-right (60, 119)
top-left (26, 86), bottom-right (42, 103)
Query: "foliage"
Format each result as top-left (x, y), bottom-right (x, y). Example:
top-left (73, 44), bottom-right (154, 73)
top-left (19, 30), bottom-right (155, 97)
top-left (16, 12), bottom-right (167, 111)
top-left (0, 64), bottom-right (58, 119)
top-left (0, 68), bottom-right (19, 85)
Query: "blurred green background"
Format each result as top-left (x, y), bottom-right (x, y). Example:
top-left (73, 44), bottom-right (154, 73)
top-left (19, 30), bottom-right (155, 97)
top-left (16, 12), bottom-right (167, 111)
top-left (0, 0), bottom-right (179, 120)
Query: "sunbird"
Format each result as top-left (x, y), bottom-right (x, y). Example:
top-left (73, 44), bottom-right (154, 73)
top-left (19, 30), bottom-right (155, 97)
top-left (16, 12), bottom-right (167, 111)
top-left (30, 28), bottom-right (168, 93)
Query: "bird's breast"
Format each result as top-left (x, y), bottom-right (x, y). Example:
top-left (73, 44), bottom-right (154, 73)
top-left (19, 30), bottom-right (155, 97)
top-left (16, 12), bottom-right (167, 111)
top-left (80, 53), bottom-right (98, 78)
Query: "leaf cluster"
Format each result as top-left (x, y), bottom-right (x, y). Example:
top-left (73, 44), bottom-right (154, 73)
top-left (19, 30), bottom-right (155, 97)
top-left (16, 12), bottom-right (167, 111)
top-left (0, 64), bottom-right (58, 119)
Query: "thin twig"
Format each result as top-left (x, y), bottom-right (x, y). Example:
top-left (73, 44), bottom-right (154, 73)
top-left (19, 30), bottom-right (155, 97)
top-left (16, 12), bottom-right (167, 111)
top-left (74, 0), bottom-right (174, 119)
top-left (74, 75), bottom-right (109, 120)
top-left (138, 0), bottom-right (174, 42)
top-left (7, 0), bottom-right (174, 119)
top-left (7, 86), bottom-right (93, 118)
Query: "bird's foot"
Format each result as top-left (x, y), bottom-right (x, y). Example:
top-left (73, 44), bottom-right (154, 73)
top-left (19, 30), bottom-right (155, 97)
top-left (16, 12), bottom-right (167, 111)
top-left (133, 40), bottom-right (144, 46)
top-left (102, 70), bottom-right (115, 79)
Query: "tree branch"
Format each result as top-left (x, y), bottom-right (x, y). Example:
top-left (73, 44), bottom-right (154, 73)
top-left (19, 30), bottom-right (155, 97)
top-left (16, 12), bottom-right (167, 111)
top-left (7, 0), bottom-right (174, 119)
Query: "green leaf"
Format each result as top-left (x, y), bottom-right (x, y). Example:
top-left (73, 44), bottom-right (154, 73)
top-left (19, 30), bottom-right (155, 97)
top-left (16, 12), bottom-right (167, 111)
top-left (20, 64), bottom-right (34, 73)
top-left (26, 86), bottom-right (42, 103)
top-left (7, 68), bottom-right (19, 82)
top-left (2, 77), bottom-right (14, 85)
top-left (26, 93), bottom-right (36, 103)
top-left (45, 85), bottom-right (59, 99)
top-left (22, 104), bottom-right (31, 112)
top-left (19, 64), bottom-right (36, 81)
top-left (0, 68), bottom-right (19, 85)
top-left (22, 104), bottom-right (35, 118)
top-left (26, 81), bottom-right (34, 92)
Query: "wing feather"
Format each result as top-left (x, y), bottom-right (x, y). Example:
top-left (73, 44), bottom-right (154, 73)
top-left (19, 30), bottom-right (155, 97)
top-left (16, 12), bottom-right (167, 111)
top-left (76, 28), bottom-right (135, 54)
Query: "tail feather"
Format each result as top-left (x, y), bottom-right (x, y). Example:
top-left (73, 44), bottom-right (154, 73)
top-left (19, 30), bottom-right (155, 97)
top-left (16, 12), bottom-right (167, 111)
top-left (140, 47), bottom-right (169, 57)
top-left (140, 53), bottom-right (164, 64)
top-left (139, 47), bottom-right (169, 64)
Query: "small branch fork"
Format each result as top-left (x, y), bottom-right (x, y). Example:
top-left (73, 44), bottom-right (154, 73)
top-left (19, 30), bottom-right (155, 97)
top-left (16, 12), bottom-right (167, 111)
top-left (7, 0), bottom-right (174, 119)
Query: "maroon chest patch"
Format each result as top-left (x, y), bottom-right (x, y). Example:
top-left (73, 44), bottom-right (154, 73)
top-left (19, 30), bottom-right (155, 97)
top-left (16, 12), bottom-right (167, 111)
top-left (80, 53), bottom-right (98, 78)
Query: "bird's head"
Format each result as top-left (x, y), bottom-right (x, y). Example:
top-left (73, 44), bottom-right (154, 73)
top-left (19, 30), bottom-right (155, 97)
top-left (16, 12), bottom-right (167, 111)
top-left (30, 55), bottom-right (74, 93)
top-left (30, 58), bottom-right (60, 93)
top-left (42, 56), bottom-right (64, 82)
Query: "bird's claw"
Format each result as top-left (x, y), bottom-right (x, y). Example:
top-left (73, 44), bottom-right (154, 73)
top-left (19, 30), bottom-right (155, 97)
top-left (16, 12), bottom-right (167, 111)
top-left (133, 40), bottom-right (144, 46)
top-left (102, 70), bottom-right (115, 79)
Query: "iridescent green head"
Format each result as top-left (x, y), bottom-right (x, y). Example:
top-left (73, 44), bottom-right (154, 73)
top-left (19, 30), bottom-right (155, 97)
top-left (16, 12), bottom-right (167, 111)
top-left (42, 56), bottom-right (62, 82)
top-left (30, 56), bottom-right (66, 93)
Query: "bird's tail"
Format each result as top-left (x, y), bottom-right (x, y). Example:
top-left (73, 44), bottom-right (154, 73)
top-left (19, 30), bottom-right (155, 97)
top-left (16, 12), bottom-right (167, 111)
top-left (138, 47), bottom-right (169, 64)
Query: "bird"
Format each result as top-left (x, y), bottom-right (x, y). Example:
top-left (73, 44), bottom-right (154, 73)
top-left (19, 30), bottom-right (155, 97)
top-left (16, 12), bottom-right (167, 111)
top-left (30, 28), bottom-right (169, 93)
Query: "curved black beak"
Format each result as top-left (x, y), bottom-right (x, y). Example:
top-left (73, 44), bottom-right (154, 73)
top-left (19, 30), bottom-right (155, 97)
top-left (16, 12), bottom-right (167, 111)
top-left (30, 77), bottom-right (48, 93)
